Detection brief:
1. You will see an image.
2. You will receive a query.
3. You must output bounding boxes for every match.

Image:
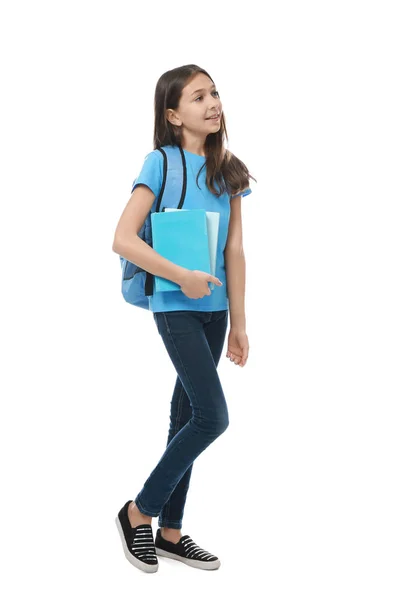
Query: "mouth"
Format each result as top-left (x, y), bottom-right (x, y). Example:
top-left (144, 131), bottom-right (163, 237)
top-left (206, 112), bottom-right (221, 120)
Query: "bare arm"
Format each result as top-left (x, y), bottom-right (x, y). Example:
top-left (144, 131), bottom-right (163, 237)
top-left (112, 184), bottom-right (189, 286)
top-left (225, 251), bottom-right (246, 330)
top-left (224, 195), bottom-right (246, 330)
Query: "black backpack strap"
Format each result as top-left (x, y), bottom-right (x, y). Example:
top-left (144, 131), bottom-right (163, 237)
top-left (144, 146), bottom-right (187, 296)
top-left (145, 148), bottom-right (167, 296)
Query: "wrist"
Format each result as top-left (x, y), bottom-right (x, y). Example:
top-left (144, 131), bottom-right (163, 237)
top-left (229, 317), bottom-right (246, 331)
top-left (175, 266), bottom-right (190, 287)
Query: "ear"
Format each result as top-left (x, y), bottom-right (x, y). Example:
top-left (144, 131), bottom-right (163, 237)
top-left (165, 108), bottom-right (181, 126)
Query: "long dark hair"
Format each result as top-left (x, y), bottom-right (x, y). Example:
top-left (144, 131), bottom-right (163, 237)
top-left (153, 64), bottom-right (257, 198)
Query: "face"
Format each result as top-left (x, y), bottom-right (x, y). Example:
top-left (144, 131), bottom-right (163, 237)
top-left (166, 72), bottom-right (222, 135)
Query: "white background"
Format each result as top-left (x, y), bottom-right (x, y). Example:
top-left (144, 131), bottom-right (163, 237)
top-left (1, 1), bottom-right (399, 598)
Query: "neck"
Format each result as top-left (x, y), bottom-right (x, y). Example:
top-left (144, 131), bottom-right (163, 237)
top-left (180, 132), bottom-right (207, 156)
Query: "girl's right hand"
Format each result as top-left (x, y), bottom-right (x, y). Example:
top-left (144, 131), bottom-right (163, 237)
top-left (180, 269), bottom-right (223, 299)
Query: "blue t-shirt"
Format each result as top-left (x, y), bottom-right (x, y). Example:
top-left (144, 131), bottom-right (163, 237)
top-left (132, 145), bottom-right (252, 313)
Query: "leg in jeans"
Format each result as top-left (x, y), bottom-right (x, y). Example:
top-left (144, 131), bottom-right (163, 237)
top-left (157, 309), bottom-right (229, 529)
top-left (134, 310), bottom-right (229, 528)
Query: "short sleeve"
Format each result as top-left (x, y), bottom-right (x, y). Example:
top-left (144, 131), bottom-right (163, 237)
top-left (131, 150), bottom-right (163, 198)
top-left (231, 187), bottom-right (252, 200)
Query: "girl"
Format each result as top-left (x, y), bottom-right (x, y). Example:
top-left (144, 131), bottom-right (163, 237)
top-left (113, 64), bottom-right (256, 573)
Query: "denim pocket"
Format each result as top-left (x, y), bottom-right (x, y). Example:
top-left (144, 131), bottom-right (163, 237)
top-left (162, 312), bottom-right (171, 335)
top-left (153, 311), bottom-right (174, 336)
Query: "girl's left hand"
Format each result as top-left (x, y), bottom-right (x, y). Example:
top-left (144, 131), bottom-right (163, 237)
top-left (226, 328), bottom-right (249, 367)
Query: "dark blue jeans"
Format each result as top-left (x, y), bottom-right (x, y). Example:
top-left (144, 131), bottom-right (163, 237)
top-left (134, 309), bottom-right (229, 529)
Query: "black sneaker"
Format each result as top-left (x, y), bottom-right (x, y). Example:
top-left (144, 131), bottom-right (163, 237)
top-left (155, 528), bottom-right (221, 570)
top-left (115, 500), bottom-right (158, 573)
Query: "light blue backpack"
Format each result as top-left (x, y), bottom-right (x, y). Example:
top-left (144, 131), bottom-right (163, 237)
top-left (119, 145), bottom-right (190, 310)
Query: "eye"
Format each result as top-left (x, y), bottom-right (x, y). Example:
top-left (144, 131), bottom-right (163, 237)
top-left (194, 90), bottom-right (220, 102)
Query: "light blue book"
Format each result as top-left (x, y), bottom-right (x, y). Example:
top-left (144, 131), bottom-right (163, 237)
top-left (165, 208), bottom-right (220, 291)
top-left (151, 209), bottom-right (211, 293)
